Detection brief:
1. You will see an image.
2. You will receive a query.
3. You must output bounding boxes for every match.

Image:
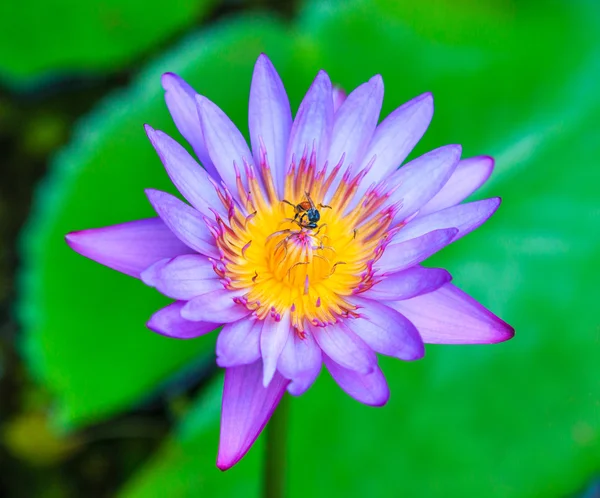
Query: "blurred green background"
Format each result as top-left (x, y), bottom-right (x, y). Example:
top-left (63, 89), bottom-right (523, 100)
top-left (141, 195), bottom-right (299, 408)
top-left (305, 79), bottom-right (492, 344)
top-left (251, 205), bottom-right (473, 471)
top-left (1, 0), bottom-right (599, 496)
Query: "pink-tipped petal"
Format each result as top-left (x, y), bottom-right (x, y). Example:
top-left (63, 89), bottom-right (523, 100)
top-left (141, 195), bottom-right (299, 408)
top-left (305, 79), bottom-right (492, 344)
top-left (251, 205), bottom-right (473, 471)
top-left (418, 155), bottom-right (495, 217)
top-left (347, 297), bottom-right (424, 361)
top-left (285, 70), bottom-right (333, 171)
top-left (147, 301), bottom-right (219, 339)
top-left (181, 289), bottom-right (250, 323)
top-left (388, 283), bottom-right (514, 344)
top-left (249, 54), bottom-right (292, 195)
top-left (141, 254), bottom-right (221, 300)
top-left (324, 356), bottom-right (389, 407)
top-left (145, 189), bottom-right (218, 258)
top-left (161, 73), bottom-right (218, 178)
top-left (65, 218), bottom-right (194, 279)
top-left (312, 322), bottom-right (376, 374)
top-left (217, 318), bottom-right (262, 367)
top-left (218, 361), bottom-right (289, 470)
top-left (332, 86), bottom-right (347, 113)
top-left (197, 95), bottom-right (254, 196)
top-left (376, 228), bottom-right (458, 274)
top-left (145, 126), bottom-right (226, 218)
top-left (362, 267), bottom-right (452, 301)
top-left (260, 313), bottom-right (291, 387)
top-left (277, 329), bottom-right (322, 396)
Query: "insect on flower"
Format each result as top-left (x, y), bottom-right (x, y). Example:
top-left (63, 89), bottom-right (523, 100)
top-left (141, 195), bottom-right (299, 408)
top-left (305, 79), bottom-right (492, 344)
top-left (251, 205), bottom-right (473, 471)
top-left (66, 54), bottom-right (514, 470)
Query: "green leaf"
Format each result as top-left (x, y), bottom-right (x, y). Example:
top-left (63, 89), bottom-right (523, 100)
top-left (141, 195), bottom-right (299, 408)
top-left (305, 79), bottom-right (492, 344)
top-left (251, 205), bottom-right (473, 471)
top-left (0, 0), bottom-right (217, 85)
top-left (17, 15), bottom-right (297, 428)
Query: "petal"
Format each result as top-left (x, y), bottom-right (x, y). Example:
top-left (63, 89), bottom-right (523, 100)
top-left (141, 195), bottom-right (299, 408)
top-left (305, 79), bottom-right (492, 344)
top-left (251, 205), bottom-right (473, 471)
top-left (161, 73), bottom-right (218, 178)
top-left (249, 54), bottom-right (292, 195)
top-left (285, 70), bottom-right (333, 171)
top-left (393, 198), bottom-right (501, 244)
top-left (332, 86), bottom-right (347, 113)
top-left (141, 254), bottom-right (222, 300)
top-left (375, 228), bottom-right (458, 274)
top-left (181, 288), bottom-right (250, 323)
top-left (197, 95), bottom-right (254, 196)
top-left (277, 330), bottom-right (322, 396)
top-left (147, 301), bottom-right (219, 339)
top-left (216, 318), bottom-right (261, 367)
top-left (386, 144), bottom-right (462, 224)
top-left (145, 126), bottom-right (226, 218)
top-left (324, 356), bottom-right (389, 407)
top-left (145, 189), bottom-right (218, 258)
top-left (218, 361), bottom-right (289, 470)
top-left (65, 217), bottom-right (194, 278)
top-left (362, 267), bottom-right (452, 300)
top-left (388, 283), bottom-right (514, 344)
top-left (346, 297), bottom-right (424, 361)
top-left (358, 92), bottom-right (434, 189)
top-left (260, 313), bottom-right (291, 387)
top-left (312, 322), bottom-right (376, 374)
top-left (418, 155), bottom-right (495, 217)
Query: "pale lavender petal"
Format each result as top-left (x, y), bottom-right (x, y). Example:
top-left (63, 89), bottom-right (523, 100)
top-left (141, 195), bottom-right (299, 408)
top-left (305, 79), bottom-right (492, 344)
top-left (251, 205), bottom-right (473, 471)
top-left (145, 189), bottom-right (218, 258)
top-left (375, 228), bottom-right (458, 274)
top-left (181, 288), bottom-right (249, 323)
top-left (285, 70), bottom-right (333, 171)
top-left (386, 144), bottom-right (462, 224)
top-left (145, 125), bottom-right (226, 218)
top-left (332, 86), bottom-right (347, 113)
top-left (197, 95), bottom-right (254, 196)
top-left (277, 329), bottom-right (322, 396)
top-left (260, 313), bottom-right (291, 387)
top-left (65, 218), bottom-right (193, 279)
top-left (312, 322), bottom-right (376, 374)
top-left (217, 361), bottom-right (289, 470)
top-left (393, 198), bottom-right (501, 244)
top-left (161, 73), bottom-right (217, 178)
top-left (326, 75), bottom-right (383, 177)
top-left (418, 156), bottom-right (495, 217)
top-left (141, 254), bottom-right (221, 300)
top-left (324, 356), bottom-right (389, 407)
top-left (388, 283), bottom-right (514, 344)
top-left (362, 267), bottom-right (452, 301)
top-left (357, 92), bottom-right (434, 191)
top-left (249, 54), bottom-right (292, 195)
top-left (147, 301), bottom-right (219, 339)
top-left (346, 296), bottom-right (424, 360)
top-left (216, 318), bottom-right (261, 367)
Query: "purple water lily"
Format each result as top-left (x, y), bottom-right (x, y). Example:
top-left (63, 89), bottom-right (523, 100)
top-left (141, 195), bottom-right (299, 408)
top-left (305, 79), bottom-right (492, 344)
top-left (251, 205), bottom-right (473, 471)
top-left (66, 54), bottom-right (513, 470)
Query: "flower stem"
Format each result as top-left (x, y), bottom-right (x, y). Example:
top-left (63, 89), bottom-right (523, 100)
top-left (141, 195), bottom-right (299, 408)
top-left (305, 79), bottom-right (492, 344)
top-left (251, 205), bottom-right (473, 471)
top-left (264, 393), bottom-right (289, 498)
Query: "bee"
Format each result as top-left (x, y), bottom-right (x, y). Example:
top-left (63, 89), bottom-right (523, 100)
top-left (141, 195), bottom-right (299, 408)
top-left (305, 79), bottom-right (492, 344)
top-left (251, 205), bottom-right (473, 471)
top-left (282, 192), bottom-right (331, 230)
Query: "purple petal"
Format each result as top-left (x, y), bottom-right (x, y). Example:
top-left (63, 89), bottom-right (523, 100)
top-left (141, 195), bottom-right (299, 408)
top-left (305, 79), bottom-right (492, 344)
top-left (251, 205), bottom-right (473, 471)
top-left (141, 254), bottom-right (221, 300)
top-left (277, 330), bottom-right (322, 396)
top-left (145, 189), bottom-right (218, 258)
top-left (324, 356), bottom-right (389, 407)
top-left (65, 218), bottom-right (194, 278)
top-left (375, 228), bottom-right (458, 274)
top-left (285, 70), bottom-right (333, 171)
top-left (145, 126), bottom-right (226, 218)
top-left (332, 86), bottom-right (347, 113)
top-left (147, 301), bottom-right (219, 339)
top-left (357, 92), bottom-right (434, 190)
top-left (346, 297), bottom-right (424, 360)
top-left (161, 73), bottom-right (218, 178)
top-left (386, 144), bottom-right (462, 224)
top-left (312, 322), bottom-right (376, 374)
top-left (260, 313), bottom-right (291, 387)
top-left (388, 283), bottom-right (514, 344)
top-left (197, 95), bottom-right (254, 196)
top-left (362, 267), bottom-right (452, 300)
top-left (218, 361), bottom-right (289, 470)
top-left (249, 54), bottom-right (292, 195)
top-left (418, 155), bottom-right (495, 217)
top-left (181, 289), bottom-right (250, 323)
top-left (394, 198), bottom-right (501, 244)
top-left (216, 318), bottom-right (261, 367)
